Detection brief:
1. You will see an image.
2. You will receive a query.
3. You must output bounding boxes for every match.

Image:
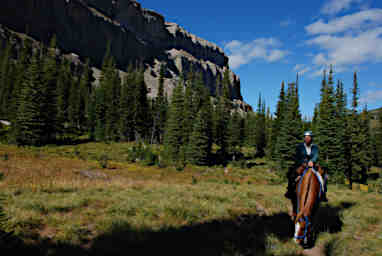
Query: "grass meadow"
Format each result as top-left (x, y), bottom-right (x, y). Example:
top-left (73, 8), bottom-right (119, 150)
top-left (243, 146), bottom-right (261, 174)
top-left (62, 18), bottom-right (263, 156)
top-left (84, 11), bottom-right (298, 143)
top-left (0, 143), bottom-right (381, 256)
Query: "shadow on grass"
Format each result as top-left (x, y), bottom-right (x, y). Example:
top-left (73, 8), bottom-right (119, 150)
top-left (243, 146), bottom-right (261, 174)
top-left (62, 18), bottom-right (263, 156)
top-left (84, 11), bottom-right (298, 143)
top-left (301, 201), bottom-right (356, 249)
top-left (1, 202), bottom-right (354, 256)
top-left (313, 201), bottom-right (355, 234)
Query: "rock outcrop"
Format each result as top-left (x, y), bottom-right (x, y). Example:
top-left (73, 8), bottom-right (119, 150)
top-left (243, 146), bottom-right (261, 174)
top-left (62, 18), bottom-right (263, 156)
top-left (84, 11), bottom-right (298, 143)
top-left (0, 0), bottom-right (247, 106)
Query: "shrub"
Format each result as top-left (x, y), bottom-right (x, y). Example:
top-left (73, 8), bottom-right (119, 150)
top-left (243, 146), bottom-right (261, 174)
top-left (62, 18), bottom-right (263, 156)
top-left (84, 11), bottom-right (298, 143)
top-left (175, 161), bottom-right (185, 172)
top-left (73, 147), bottom-right (81, 158)
top-left (1, 153), bottom-right (9, 161)
top-left (231, 159), bottom-right (247, 169)
top-left (142, 149), bottom-right (157, 166)
top-left (126, 144), bottom-right (159, 166)
top-left (99, 153), bottom-right (109, 169)
top-left (126, 143), bottom-right (144, 163)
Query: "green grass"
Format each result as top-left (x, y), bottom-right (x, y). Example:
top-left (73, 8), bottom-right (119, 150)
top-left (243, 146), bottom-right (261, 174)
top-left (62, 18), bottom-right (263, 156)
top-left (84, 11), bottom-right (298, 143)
top-left (0, 143), bottom-right (381, 255)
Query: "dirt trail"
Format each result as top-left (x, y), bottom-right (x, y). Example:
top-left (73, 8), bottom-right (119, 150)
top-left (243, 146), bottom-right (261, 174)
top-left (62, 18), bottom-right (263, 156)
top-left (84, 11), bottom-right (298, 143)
top-left (302, 244), bottom-right (325, 256)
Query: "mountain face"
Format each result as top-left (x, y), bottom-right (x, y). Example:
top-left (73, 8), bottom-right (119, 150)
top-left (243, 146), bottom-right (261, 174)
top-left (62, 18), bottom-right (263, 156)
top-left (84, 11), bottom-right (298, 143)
top-left (0, 0), bottom-right (249, 110)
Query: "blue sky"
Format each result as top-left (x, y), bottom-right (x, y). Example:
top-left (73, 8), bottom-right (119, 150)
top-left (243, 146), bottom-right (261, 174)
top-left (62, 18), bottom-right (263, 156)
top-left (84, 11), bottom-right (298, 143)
top-left (141, 0), bottom-right (382, 117)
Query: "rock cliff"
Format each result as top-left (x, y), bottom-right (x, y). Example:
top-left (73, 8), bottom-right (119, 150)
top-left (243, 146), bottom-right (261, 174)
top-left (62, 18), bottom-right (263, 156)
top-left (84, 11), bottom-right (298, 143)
top-left (0, 0), bottom-right (247, 106)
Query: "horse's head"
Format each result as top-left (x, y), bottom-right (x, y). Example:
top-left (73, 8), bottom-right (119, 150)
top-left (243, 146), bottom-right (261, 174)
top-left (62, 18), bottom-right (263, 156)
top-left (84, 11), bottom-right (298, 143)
top-left (294, 216), bottom-right (311, 245)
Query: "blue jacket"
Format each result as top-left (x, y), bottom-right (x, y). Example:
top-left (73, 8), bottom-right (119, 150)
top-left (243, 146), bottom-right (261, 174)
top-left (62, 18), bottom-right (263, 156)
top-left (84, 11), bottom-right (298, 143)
top-left (295, 142), bottom-right (319, 167)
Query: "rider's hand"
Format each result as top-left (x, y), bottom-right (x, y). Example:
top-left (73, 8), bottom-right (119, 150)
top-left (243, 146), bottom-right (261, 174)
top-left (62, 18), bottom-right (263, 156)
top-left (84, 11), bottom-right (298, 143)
top-left (308, 161), bottom-right (314, 168)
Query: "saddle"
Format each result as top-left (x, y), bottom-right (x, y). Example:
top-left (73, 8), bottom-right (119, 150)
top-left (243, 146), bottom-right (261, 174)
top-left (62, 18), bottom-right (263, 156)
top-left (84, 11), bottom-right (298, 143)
top-left (297, 167), bottom-right (325, 199)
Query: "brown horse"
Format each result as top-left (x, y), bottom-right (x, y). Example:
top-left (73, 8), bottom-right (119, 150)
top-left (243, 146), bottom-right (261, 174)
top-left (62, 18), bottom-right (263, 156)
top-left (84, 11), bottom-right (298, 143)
top-left (292, 166), bottom-right (324, 246)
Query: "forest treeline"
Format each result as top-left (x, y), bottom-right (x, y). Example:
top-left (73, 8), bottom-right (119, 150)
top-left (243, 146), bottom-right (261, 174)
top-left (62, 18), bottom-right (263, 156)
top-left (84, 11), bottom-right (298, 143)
top-left (0, 36), bottom-right (381, 185)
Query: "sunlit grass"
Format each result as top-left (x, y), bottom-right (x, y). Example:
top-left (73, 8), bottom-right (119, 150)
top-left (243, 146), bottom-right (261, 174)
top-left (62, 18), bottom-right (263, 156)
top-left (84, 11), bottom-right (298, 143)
top-left (0, 143), bottom-right (381, 255)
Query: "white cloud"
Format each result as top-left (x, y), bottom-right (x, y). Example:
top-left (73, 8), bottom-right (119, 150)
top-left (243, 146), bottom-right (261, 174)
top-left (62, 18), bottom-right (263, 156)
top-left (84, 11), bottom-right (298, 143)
top-left (267, 49), bottom-right (288, 62)
top-left (306, 9), bottom-right (382, 35)
top-left (293, 64), bottom-right (305, 72)
top-left (321, 0), bottom-right (363, 15)
top-left (302, 3), bottom-right (382, 78)
top-left (312, 53), bottom-right (327, 65)
top-left (360, 90), bottom-right (382, 104)
top-left (224, 38), bottom-right (290, 69)
top-left (293, 64), bottom-right (312, 75)
top-left (309, 68), bottom-right (326, 78)
top-left (224, 40), bottom-right (242, 50)
top-left (299, 67), bottom-right (312, 75)
top-left (306, 28), bottom-right (382, 68)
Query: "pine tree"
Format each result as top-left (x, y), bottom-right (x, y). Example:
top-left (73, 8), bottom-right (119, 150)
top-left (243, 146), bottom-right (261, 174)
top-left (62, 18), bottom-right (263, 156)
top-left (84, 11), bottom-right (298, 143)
top-left (265, 107), bottom-right (273, 159)
top-left (9, 39), bottom-right (31, 143)
top-left (271, 81), bottom-right (286, 160)
top-left (214, 69), bottom-right (231, 157)
top-left (88, 90), bottom-right (96, 141)
top-left (14, 50), bottom-right (45, 146)
top-left (95, 43), bottom-right (114, 141)
top-left (120, 65), bottom-right (137, 141)
top-left (317, 66), bottom-right (338, 176)
top-left (164, 77), bottom-right (185, 162)
top-left (56, 59), bottom-right (72, 139)
top-left (105, 57), bottom-right (121, 142)
top-left (255, 94), bottom-right (266, 157)
top-left (275, 82), bottom-right (302, 173)
top-left (346, 72), bottom-right (363, 188)
top-left (244, 111), bottom-right (256, 147)
top-left (134, 66), bottom-right (149, 142)
top-left (376, 110), bottom-right (382, 166)
top-left (94, 62), bottom-right (108, 141)
top-left (360, 106), bottom-right (372, 183)
top-left (329, 80), bottom-right (348, 182)
top-left (0, 38), bottom-right (13, 120)
top-left (40, 36), bottom-right (59, 143)
top-left (188, 109), bottom-right (211, 165)
top-left (227, 110), bottom-right (243, 159)
top-left (183, 71), bottom-right (195, 147)
top-left (151, 64), bottom-right (168, 144)
top-left (68, 76), bottom-right (80, 133)
top-left (311, 104), bottom-right (319, 136)
top-left (192, 72), bottom-right (206, 113)
top-left (78, 59), bottom-right (91, 132)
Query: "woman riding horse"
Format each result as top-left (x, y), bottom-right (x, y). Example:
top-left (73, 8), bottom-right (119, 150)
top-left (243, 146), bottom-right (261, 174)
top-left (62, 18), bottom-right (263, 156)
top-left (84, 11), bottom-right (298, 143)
top-left (284, 131), bottom-right (328, 203)
top-left (286, 131), bottom-right (328, 245)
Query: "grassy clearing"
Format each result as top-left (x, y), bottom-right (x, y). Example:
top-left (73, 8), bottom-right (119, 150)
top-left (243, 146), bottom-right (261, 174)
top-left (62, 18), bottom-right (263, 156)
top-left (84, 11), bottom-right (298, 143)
top-left (0, 143), bottom-right (381, 256)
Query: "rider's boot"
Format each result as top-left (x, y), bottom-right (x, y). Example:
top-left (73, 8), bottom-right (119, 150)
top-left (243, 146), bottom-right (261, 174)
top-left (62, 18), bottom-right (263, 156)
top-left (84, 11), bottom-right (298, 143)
top-left (321, 174), bottom-right (328, 202)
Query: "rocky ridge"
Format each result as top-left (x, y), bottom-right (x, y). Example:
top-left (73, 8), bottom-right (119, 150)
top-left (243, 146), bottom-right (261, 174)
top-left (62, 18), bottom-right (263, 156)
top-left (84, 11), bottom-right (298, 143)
top-left (0, 0), bottom-right (250, 111)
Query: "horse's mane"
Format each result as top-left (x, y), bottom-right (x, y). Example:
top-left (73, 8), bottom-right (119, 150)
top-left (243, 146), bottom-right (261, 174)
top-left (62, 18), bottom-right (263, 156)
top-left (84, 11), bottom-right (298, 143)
top-left (295, 169), bottom-right (320, 223)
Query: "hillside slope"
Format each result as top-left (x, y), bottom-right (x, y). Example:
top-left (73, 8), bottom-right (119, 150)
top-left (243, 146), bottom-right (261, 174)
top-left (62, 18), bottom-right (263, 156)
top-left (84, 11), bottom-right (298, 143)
top-left (0, 0), bottom-right (248, 109)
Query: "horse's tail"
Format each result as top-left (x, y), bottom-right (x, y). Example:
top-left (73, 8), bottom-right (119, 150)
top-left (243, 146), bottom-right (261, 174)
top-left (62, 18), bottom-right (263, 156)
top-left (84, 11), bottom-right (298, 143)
top-left (295, 169), bottom-right (319, 222)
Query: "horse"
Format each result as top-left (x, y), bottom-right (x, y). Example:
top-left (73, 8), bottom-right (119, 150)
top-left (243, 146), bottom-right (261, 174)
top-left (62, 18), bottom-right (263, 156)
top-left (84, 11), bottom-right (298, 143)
top-left (291, 166), bottom-right (324, 247)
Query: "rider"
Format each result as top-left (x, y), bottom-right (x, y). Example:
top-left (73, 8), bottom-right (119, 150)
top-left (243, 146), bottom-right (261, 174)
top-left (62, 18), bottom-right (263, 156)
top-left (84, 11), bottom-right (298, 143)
top-left (284, 131), bottom-right (328, 202)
